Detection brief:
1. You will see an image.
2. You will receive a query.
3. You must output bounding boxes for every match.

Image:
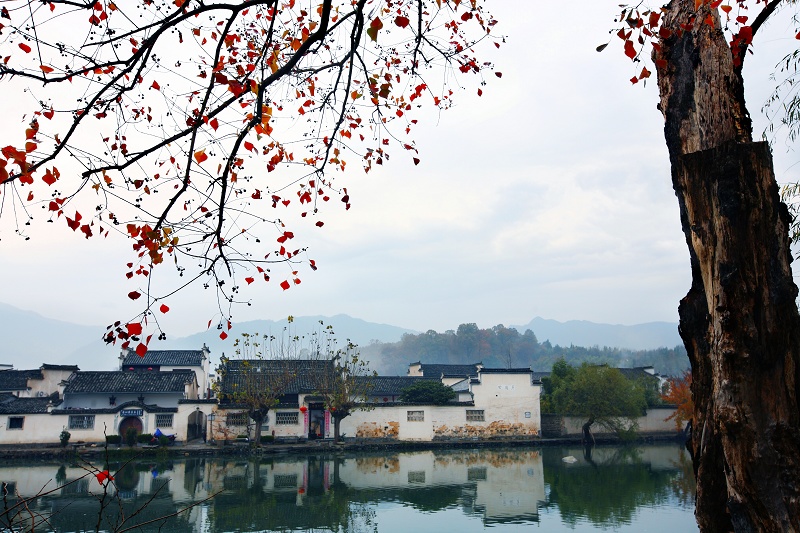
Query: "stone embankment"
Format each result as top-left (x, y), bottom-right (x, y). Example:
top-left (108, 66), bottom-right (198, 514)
top-left (0, 432), bottom-right (684, 461)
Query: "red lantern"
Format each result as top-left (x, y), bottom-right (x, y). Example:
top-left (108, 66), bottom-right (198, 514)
top-left (299, 406), bottom-right (307, 413)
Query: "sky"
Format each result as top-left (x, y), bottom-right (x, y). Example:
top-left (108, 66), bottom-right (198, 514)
top-left (1, 1), bottom-right (798, 338)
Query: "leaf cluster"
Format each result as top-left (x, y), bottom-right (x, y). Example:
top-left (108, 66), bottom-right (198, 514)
top-left (0, 0), bottom-right (501, 350)
top-left (661, 370), bottom-right (693, 430)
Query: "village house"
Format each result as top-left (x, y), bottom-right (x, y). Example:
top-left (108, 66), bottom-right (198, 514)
top-left (212, 359), bottom-right (335, 442)
top-left (3, 351), bottom-right (543, 446)
top-left (342, 364), bottom-right (541, 441)
top-left (0, 348), bottom-right (215, 446)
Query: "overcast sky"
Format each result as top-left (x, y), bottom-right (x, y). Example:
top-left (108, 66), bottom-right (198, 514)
top-left (1, 1), bottom-right (798, 338)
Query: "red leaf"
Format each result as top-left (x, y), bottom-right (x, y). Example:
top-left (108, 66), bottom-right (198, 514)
top-left (66, 211), bottom-right (82, 230)
top-left (40, 65), bottom-right (54, 74)
top-left (95, 470), bottom-right (114, 484)
top-left (461, 12), bottom-right (473, 21)
top-left (219, 331), bottom-right (228, 340)
top-left (209, 118), bottom-right (219, 131)
top-left (394, 16), bottom-right (410, 28)
top-left (194, 150), bottom-right (208, 163)
top-left (128, 291), bottom-right (142, 300)
top-left (624, 40), bottom-right (636, 60)
top-left (151, 80), bottom-right (161, 90)
top-left (413, 157), bottom-right (420, 165)
top-left (315, 221), bottom-right (324, 227)
top-left (135, 343), bottom-right (147, 357)
top-left (159, 304), bottom-right (170, 313)
top-left (495, 72), bottom-right (502, 78)
top-left (18, 43), bottom-right (31, 53)
top-left (126, 323), bottom-right (143, 336)
top-left (245, 277), bottom-right (255, 284)
top-left (280, 280), bottom-right (290, 290)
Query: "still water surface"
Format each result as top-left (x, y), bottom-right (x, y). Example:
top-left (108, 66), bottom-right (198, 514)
top-left (1, 443), bottom-right (697, 532)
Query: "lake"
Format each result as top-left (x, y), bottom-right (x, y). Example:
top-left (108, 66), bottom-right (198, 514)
top-left (0, 443), bottom-right (697, 532)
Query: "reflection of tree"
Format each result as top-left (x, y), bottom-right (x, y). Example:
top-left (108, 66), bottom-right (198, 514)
top-left (541, 446), bottom-right (689, 527)
top-left (669, 448), bottom-right (696, 509)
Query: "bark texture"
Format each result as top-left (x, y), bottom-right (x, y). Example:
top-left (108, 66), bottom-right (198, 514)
top-left (657, 1), bottom-right (800, 531)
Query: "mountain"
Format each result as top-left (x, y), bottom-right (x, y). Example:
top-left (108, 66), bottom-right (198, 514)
top-left (168, 314), bottom-right (418, 361)
top-left (1, 300), bottom-right (681, 371)
top-left (0, 304), bottom-right (417, 370)
top-left (0, 302), bottom-right (113, 370)
top-left (510, 317), bottom-right (681, 350)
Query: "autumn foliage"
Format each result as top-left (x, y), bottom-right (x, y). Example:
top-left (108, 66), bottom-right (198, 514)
top-left (0, 0), bottom-right (500, 352)
top-left (661, 370), bottom-right (693, 431)
top-left (608, 0), bottom-right (776, 81)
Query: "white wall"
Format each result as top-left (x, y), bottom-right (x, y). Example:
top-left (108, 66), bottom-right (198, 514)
top-left (560, 407), bottom-right (681, 436)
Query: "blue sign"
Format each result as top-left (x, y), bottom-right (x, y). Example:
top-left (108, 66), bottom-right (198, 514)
top-left (120, 409), bottom-right (143, 417)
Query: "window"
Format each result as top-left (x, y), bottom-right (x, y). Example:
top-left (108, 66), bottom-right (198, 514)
top-left (155, 414), bottom-right (173, 428)
top-left (408, 471), bottom-right (426, 483)
top-left (7, 417), bottom-right (24, 430)
top-left (226, 412), bottom-right (247, 426)
top-left (407, 410), bottom-right (424, 422)
top-left (466, 410), bottom-right (485, 422)
top-left (467, 467), bottom-right (487, 481)
top-left (273, 474), bottom-right (298, 488)
top-left (69, 415), bottom-right (95, 430)
top-left (275, 411), bottom-right (298, 425)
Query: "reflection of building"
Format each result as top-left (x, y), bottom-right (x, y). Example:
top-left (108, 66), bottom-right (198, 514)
top-left (0, 445), bottom-right (693, 530)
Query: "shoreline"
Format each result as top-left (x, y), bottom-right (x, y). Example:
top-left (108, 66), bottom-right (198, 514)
top-left (0, 432), bottom-right (685, 461)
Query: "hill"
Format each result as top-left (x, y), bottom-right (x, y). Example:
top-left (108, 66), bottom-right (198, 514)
top-left (511, 317), bottom-right (681, 350)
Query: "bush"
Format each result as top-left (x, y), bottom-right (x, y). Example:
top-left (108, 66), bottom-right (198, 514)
top-left (158, 435), bottom-right (170, 447)
top-left (125, 428), bottom-right (138, 447)
top-left (106, 435), bottom-right (122, 445)
top-left (399, 381), bottom-right (456, 405)
top-left (260, 435), bottom-right (275, 444)
top-left (59, 429), bottom-right (71, 447)
top-left (137, 433), bottom-right (153, 444)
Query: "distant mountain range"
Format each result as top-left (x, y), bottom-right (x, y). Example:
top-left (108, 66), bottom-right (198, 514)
top-left (0, 301), bottom-right (681, 371)
top-left (511, 317), bottom-right (681, 351)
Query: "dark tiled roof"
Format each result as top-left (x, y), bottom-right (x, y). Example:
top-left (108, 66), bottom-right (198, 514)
top-left (52, 400), bottom-right (177, 415)
top-left (617, 367), bottom-right (659, 381)
top-left (218, 359), bottom-right (334, 395)
top-left (479, 367), bottom-right (532, 374)
top-left (451, 378), bottom-right (470, 392)
top-left (40, 364), bottom-right (80, 371)
top-left (64, 370), bottom-right (196, 394)
top-left (356, 376), bottom-right (440, 396)
top-left (0, 369), bottom-right (43, 392)
top-left (122, 349), bottom-right (206, 367)
top-left (531, 372), bottom-right (550, 383)
top-left (0, 393), bottom-right (61, 414)
top-left (419, 363), bottom-right (481, 379)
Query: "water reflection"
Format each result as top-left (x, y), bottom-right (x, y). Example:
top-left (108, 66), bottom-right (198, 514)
top-left (0, 444), bottom-right (694, 532)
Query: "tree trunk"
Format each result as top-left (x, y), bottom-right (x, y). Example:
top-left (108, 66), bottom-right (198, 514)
top-left (657, 2), bottom-right (800, 531)
top-left (582, 416), bottom-right (595, 446)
